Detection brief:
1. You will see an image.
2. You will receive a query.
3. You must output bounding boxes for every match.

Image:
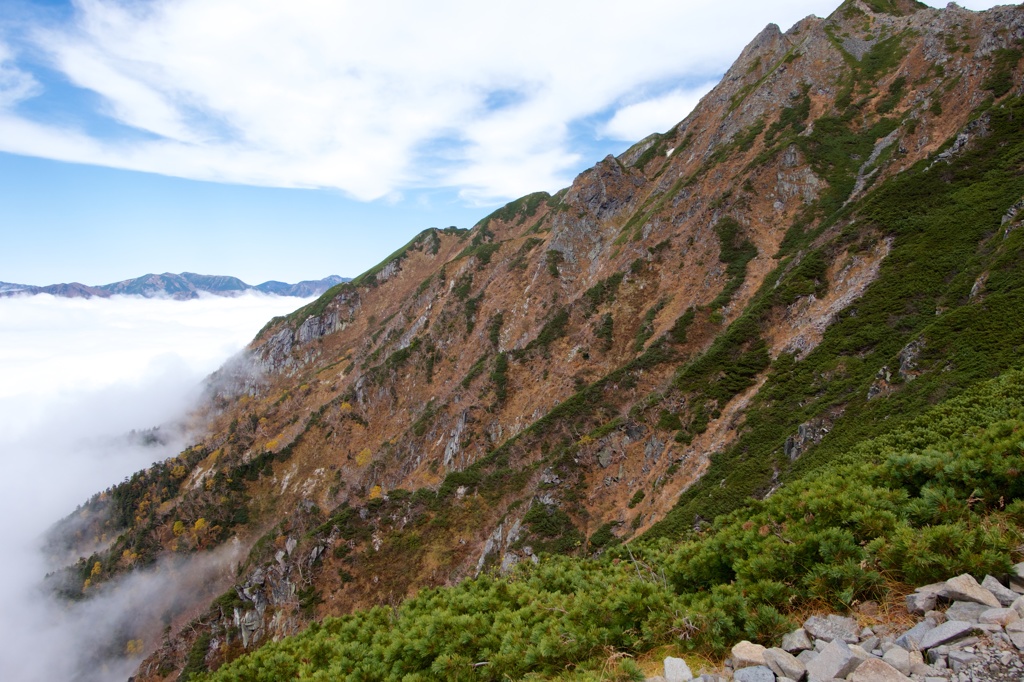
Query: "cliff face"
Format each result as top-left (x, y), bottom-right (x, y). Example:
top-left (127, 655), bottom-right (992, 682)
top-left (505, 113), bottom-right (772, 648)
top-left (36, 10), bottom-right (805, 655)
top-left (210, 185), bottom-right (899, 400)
top-left (46, 1), bottom-right (1024, 678)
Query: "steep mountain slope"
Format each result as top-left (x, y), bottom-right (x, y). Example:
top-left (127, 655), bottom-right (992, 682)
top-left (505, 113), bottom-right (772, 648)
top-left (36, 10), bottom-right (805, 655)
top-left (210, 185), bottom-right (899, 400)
top-left (1, 272), bottom-right (348, 299)
top-left (45, 1), bottom-right (1024, 678)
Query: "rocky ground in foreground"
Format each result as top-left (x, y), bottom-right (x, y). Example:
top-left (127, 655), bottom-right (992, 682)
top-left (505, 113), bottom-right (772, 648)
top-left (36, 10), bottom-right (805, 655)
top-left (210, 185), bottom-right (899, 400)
top-left (649, 567), bottom-right (1024, 682)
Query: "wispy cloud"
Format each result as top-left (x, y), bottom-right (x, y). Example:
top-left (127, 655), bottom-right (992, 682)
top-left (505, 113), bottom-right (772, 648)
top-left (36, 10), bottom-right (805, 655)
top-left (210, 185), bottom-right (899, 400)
top-left (599, 81), bottom-right (719, 142)
top-left (0, 0), bottom-right (854, 202)
top-left (0, 292), bottom-right (308, 680)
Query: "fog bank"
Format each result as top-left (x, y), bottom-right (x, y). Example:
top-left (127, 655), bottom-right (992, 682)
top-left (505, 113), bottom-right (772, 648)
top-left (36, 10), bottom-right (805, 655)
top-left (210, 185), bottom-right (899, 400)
top-left (0, 292), bottom-right (310, 680)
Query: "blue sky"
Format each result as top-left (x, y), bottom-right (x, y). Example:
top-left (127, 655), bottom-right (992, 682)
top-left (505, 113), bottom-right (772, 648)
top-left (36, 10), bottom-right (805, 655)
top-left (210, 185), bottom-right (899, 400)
top-left (0, 0), bottom-right (1004, 286)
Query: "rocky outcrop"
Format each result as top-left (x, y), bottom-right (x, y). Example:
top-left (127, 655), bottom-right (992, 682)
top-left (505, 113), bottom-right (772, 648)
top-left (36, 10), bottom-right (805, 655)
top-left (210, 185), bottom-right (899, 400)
top-left (656, 568), bottom-right (1024, 682)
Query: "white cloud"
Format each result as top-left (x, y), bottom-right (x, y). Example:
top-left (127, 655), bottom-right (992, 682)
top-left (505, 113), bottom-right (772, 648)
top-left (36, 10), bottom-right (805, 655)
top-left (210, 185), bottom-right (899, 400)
top-left (0, 41), bottom-right (40, 108)
top-left (0, 1), bottom-right (1009, 202)
top-left (600, 81), bottom-right (719, 141)
top-left (0, 293), bottom-right (309, 680)
top-left (1, 0), bottom-right (854, 202)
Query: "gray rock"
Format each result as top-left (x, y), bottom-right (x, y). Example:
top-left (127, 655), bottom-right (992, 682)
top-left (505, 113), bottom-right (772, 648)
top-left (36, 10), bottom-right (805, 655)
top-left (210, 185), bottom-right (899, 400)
top-left (938, 574), bottom-right (1001, 608)
top-left (917, 621), bottom-right (978, 651)
top-left (882, 646), bottom-right (911, 675)
top-left (732, 641), bottom-right (767, 669)
top-left (894, 619), bottom-right (935, 650)
top-left (797, 650), bottom-right (817, 665)
top-left (915, 582), bottom-right (947, 595)
top-left (804, 614), bottom-right (860, 643)
top-left (979, 607), bottom-right (1019, 626)
top-left (664, 656), bottom-right (693, 682)
top-left (733, 666), bottom-right (775, 682)
top-left (944, 601), bottom-right (988, 623)
top-left (1007, 619), bottom-right (1024, 650)
top-left (764, 647), bottom-right (807, 681)
top-left (848, 644), bottom-right (871, 659)
top-left (861, 636), bottom-right (879, 652)
top-left (907, 650), bottom-right (927, 675)
top-left (946, 650), bottom-right (976, 673)
top-left (926, 646), bottom-right (948, 665)
top-left (981, 575), bottom-right (1019, 607)
top-left (806, 640), bottom-right (862, 681)
top-left (906, 592), bottom-right (936, 615)
top-left (1012, 595), bottom-right (1024, 618)
top-left (782, 628), bottom-right (814, 653)
top-left (847, 658), bottom-right (912, 682)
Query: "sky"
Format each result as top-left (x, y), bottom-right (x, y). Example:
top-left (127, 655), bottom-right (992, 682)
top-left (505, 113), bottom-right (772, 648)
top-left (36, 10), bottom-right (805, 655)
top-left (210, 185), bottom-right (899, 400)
top-left (0, 292), bottom-right (310, 681)
top-left (0, 0), bottom-right (1004, 287)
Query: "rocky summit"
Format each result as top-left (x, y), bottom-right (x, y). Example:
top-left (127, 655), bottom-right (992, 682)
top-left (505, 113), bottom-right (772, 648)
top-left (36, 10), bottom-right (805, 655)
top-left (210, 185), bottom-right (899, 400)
top-left (42, 1), bottom-right (1024, 680)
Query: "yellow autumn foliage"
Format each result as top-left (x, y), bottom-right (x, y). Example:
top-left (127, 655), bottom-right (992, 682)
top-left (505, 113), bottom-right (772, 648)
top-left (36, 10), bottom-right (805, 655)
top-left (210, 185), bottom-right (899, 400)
top-left (356, 448), bottom-right (372, 466)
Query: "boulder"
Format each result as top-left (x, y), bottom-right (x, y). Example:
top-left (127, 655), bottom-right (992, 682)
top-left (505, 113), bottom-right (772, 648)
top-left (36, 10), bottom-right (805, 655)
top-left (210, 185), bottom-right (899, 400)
top-left (1013, 595), bottom-right (1024, 618)
top-left (848, 644), bottom-right (871, 660)
top-left (938, 574), bottom-right (1001, 608)
top-left (947, 650), bottom-right (976, 673)
top-left (882, 646), bottom-right (911, 675)
top-left (847, 658), bottom-right (913, 682)
top-left (782, 628), bottom-right (813, 653)
top-left (664, 657), bottom-right (693, 682)
top-left (731, 641), bottom-right (767, 669)
top-left (894, 619), bottom-right (935, 650)
top-left (763, 647), bottom-right (807, 681)
top-left (915, 582), bottom-right (946, 595)
top-left (944, 601), bottom-right (988, 623)
top-left (733, 666), bottom-right (775, 682)
top-left (917, 620), bottom-right (978, 650)
top-left (907, 650), bottom-right (930, 676)
top-left (981, 575), bottom-right (1018, 607)
top-left (805, 640), bottom-right (862, 681)
top-left (803, 614), bottom-right (859, 643)
top-left (906, 591), bottom-right (935, 615)
top-left (1006, 620), bottom-right (1024, 650)
top-left (979, 607), bottom-right (1020, 627)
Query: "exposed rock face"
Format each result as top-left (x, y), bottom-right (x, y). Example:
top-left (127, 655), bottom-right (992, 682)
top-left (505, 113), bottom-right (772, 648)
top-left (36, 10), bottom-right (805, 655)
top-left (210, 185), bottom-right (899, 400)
top-left (47, 1), bottom-right (1024, 678)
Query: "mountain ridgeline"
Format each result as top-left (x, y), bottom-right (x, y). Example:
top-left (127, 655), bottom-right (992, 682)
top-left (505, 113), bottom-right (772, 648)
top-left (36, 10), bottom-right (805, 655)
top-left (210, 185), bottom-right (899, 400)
top-left (0, 272), bottom-right (348, 300)
top-left (48, 1), bottom-right (1024, 679)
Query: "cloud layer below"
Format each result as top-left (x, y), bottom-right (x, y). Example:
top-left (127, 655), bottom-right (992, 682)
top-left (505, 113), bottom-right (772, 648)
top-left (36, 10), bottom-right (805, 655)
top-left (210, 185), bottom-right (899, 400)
top-left (0, 0), bottom-right (862, 203)
top-left (0, 292), bottom-right (307, 681)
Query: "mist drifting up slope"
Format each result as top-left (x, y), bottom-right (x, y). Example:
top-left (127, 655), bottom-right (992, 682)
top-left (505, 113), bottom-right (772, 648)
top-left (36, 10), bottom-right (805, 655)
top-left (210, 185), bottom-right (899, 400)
top-left (0, 292), bottom-right (309, 682)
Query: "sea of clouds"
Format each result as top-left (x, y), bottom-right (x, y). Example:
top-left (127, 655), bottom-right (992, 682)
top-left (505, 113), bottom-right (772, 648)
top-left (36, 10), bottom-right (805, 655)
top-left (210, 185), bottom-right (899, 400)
top-left (0, 291), bottom-right (310, 681)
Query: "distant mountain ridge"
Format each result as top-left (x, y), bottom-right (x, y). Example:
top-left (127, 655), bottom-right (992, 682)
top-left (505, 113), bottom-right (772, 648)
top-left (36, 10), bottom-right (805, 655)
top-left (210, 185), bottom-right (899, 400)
top-left (0, 272), bottom-right (349, 300)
